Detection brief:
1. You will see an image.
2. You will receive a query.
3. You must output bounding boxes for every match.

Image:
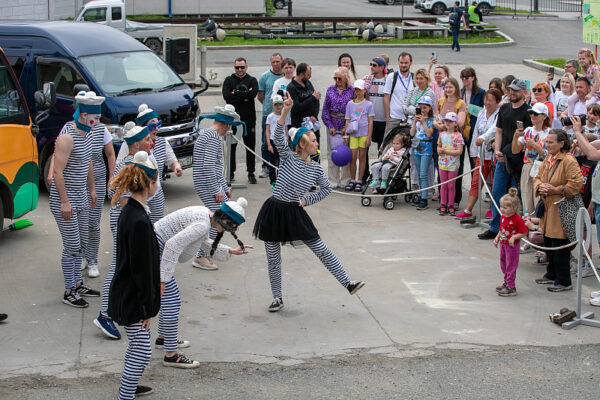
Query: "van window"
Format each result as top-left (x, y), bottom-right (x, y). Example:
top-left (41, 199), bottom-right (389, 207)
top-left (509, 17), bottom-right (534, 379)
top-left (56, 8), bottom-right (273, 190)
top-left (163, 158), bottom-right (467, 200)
top-left (37, 61), bottom-right (86, 97)
top-left (7, 56), bottom-right (25, 80)
top-left (0, 65), bottom-right (27, 125)
top-left (80, 51), bottom-right (183, 96)
top-left (111, 7), bottom-right (122, 20)
top-left (82, 7), bottom-right (107, 22)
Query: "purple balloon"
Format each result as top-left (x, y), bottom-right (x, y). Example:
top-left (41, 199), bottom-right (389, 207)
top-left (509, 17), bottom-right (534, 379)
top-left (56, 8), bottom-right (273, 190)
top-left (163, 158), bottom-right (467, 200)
top-left (331, 145), bottom-right (352, 167)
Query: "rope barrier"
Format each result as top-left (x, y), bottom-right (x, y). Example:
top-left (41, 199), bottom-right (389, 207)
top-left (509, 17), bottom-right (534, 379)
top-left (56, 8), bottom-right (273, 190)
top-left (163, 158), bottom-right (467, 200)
top-left (581, 245), bottom-right (600, 285)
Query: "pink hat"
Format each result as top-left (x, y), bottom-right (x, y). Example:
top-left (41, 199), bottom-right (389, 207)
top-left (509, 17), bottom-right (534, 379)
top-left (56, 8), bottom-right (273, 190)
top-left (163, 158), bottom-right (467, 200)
top-left (444, 112), bottom-right (458, 122)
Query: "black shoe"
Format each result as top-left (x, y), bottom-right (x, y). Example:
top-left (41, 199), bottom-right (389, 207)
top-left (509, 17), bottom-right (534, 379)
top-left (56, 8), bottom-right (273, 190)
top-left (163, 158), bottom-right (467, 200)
top-left (268, 298), bottom-right (284, 312)
top-left (477, 230), bottom-right (496, 240)
top-left (248, 173), bottom-right (257, 184)
top-left (75, 283), bottom-right (100, 297)
top-left (0, 313), bottom-right (7, 322)
top-left (135, 385), bottom-right (153, 396)
top-left (163, 352), bottom-right (200, 369)
top-left (347, 280), bottom-right (365, 295)
top-left (63, 291), bottom-right (89, 308)
top-left (548, 284), bottom-right (573, 292)
top-left (416, 199), bottom-right (428, 210)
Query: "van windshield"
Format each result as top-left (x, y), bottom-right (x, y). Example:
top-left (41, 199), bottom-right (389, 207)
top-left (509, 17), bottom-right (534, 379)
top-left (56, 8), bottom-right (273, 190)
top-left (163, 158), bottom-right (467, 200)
top-left (79, 51), bottom-right (184, 96)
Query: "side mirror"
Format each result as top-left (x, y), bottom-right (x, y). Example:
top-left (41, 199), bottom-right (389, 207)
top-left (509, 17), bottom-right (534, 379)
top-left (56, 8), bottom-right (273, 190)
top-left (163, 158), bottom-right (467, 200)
top-left (193, 75), bottom-right (209, 97)
top-left (33, 82), bottom-right (56, 125)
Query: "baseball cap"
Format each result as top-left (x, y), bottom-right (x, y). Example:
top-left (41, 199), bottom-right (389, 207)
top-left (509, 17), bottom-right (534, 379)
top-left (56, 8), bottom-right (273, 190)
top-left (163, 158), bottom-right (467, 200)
top-left (443, 112), bottom-right (458, 122)
top-left (272, 94), bottom-right (283, 104)
top-left (417, 95), bottom-right (434, 107)
top-left (508, 79), bottom-right (528, 90)
top-left (528, 102), bottom-right (549, 116)
top-left (372, 57), bottom-right (386, 68)
top-left (353, 79), bottom-right (366, 90)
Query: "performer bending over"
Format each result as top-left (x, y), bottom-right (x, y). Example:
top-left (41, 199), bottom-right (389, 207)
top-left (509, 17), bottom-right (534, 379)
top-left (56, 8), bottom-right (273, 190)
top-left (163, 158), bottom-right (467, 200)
top-left (253, 94), bottom-right (365, 312)
top-left (153, 198), bottom-right (252, 368)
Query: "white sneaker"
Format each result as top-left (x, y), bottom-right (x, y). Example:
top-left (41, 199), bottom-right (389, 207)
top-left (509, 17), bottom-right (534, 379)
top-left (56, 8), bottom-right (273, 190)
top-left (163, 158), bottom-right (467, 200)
top-left (87, 264), bottom-right (100, 278)
top-left (590, 297), bottom-right (600, 307)
top-left (328, 181), bottom-right (338, 189)
top-left (591, 290), bottom-right (600, 298)
top-left (580, 264), bottom-right (595, 278)
top-left (258, 167), bottom-right (269, 178)
top-left (191, 256), bottom-right (218, 270)
top-left (80, 259), bottom-right (88, 271)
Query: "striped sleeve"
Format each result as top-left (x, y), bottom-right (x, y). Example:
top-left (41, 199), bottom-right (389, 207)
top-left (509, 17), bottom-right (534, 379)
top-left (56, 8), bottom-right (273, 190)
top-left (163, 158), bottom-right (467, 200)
top-left (302, 165), bottom-right (331, 206)
top-left (273, 122), bottom-right (292, 161)
top-left (199, 136), bottom-right (223, 196)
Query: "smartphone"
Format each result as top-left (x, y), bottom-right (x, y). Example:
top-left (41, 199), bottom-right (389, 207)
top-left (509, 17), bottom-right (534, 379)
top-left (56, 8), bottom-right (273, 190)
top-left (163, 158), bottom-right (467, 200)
top-left (416, 107), bottom-right (422, 115)
top-left (549, 66), bottom-right (555, 80)
top-left (525, 80), bottom-right (530, 90)
top-left (432, 51), bottom-right (437, 60)
top-left (516, 120), bottom-right (524, 130)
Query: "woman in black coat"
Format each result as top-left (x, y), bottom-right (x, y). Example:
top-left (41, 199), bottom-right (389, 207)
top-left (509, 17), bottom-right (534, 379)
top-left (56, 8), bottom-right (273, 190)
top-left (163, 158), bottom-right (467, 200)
top-left (107, 150), bottom-right (160, 399)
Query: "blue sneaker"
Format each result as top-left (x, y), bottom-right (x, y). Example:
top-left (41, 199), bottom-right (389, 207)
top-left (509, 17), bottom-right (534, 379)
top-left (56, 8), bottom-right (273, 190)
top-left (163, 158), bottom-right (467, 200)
top-left (94, 312), bottom-right (121, 339)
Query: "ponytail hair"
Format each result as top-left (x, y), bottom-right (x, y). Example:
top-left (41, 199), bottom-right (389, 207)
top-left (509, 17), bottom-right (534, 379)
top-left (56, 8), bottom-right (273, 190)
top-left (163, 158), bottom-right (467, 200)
top-left (500, 187), bottom-right (520, 211)
top-left (109, 164), bottom-right (157, 207)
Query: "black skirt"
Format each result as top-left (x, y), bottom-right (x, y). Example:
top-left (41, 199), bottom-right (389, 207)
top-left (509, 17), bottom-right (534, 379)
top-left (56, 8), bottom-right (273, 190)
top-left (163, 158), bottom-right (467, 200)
top-left (253, 197), bottom-right (319, 244)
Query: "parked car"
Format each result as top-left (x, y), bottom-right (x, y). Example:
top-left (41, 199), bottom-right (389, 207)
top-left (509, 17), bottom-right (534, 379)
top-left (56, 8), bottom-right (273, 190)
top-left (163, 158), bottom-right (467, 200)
top-left (75, 0), bottom-right (164, 54)
top-left (369, 0), bottom-right (415, 4)
top-left (0, 21), bottom-right (204, 191)
top-left (415, 0), bottom-right (493, 15)
top-left (273, 0), bottom-right (289, 9)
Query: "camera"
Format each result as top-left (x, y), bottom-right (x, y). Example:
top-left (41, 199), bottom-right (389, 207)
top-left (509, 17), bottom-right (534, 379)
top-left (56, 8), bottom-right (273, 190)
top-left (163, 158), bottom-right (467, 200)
top-left (561, 114), bottom-right (586, 127)
top-left (415, 107), bottom-right (421, 115)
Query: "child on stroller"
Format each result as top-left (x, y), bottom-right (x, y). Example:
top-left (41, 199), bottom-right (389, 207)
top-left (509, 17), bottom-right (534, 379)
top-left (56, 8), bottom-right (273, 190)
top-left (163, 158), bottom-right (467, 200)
top-left (368, 133), bottom-right (409, 192)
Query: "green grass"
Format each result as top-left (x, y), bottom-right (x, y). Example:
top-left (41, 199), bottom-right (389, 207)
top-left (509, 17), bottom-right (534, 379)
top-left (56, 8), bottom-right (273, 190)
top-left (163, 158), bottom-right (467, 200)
top-left (493, 6), bottom-right (545, 14)
top-left (534, 58), bottom-right (566, 69)
top-left (202, 33), bottom-right (506, 46)
top-left (265, 0), bottom-right (276, 17)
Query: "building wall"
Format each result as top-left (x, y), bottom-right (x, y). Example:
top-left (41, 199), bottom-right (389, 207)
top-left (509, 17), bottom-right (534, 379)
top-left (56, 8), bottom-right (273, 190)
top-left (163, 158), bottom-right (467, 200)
top-left (0, 0), bottom-right (265, 20)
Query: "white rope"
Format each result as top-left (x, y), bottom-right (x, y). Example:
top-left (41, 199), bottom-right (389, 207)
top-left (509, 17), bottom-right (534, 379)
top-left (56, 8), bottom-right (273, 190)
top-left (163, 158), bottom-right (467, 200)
top-left (229, 133), bottom-right (481, 198)
top-left (477, 165), bottom-right (578, 251)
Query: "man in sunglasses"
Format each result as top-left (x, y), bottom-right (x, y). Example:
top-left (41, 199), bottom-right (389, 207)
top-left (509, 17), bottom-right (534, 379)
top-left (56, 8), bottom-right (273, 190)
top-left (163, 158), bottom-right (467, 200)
top-left (222, 57), bottom-right (259, 184)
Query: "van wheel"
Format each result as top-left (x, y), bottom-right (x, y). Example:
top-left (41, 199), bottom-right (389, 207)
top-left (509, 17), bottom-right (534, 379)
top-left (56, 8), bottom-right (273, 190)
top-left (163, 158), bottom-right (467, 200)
top-left (42, 155), bottom-right (52, 193)
top-left (478, 2), bottom-right (491, 15)
top-left (145, 38), bottom-right (162, 54)
top-left (431, 2), bottom-right (446, 14)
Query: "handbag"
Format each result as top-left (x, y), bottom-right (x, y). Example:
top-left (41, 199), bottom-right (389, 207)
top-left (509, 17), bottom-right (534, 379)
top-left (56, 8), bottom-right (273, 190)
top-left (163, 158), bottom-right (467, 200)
top-left (556, 193), bottom-right (584, 242)
top-left (346, 108), bottom-right (364, 135)
top-left (329, 133), bottom-right (344, 149)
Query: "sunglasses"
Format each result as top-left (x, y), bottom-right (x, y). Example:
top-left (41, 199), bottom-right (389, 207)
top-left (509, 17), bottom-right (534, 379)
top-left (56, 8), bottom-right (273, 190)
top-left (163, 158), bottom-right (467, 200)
top-left (460, 75), bottom-right (472, 79)
top-left (148, 120), bottom-right (162, 131)
top-left (333, 76), bottom-right (344, 81)
top-left (532, 88), bottom-right (545, 93)
top-left (370, 63), bottom-right (380, 67)
top-left (528, 111), bottom-right (543, 116)
top-left (235, 66), bottom-right (246, 70)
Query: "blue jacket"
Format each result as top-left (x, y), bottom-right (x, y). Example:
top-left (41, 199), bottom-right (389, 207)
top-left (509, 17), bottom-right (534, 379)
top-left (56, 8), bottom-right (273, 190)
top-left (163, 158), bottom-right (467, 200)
top-left (461, 87), bottom-right (486, 139)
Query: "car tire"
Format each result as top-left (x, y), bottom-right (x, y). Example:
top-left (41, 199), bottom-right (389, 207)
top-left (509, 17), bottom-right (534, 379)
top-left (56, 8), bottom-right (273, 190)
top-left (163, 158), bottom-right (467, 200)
top-left (431, 2), bottom-right (446, 14)
top-left (273, 0), bottom-right (286, 9)
top-left (144, 38), bottom-right (162, 54)
top-left (478, 2), bottom-right (491, 15)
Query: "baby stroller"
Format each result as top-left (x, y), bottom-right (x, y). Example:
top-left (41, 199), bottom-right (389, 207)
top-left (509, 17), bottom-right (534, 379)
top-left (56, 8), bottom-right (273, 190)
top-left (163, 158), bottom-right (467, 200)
top-left (360, 124), bottom-right (414, 210)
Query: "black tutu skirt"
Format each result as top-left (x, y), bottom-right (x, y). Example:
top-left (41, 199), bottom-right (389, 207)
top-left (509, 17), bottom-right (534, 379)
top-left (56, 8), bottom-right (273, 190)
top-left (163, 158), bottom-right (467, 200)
top-left (253, 197), bottom-right (319, 244)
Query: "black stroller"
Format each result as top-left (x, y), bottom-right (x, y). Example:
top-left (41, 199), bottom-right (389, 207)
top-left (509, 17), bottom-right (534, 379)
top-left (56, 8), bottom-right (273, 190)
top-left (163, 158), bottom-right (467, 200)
top-left (360, 124), bottom-right (415, 210)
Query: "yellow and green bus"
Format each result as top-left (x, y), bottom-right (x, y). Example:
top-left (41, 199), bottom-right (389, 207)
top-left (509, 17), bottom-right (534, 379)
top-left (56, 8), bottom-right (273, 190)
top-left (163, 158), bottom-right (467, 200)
top-left (0, 46), bottom-right (38, 232)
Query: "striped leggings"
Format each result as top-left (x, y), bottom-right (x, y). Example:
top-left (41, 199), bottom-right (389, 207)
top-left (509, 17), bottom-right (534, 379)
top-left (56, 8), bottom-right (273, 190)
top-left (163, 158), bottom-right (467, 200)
top-left (156, 235), bottom-right (182, 352)
top-left (265, 237), bottom-right (351, 299)
top-left (195, 191), bottom-right (228, 258)
top-left (84, 181), bottom-right (106, 266)
top-left (50, 194), bottom-right (88, 291)
top-left (100, 208), bottom-right (119, 317)
top-left (118, 323), bottom-right (152, 400)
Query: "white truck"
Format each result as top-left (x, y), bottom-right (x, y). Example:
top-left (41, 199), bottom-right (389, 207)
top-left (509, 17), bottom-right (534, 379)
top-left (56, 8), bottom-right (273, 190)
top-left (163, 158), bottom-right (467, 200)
top-left (75, 0), bottom-right (165, 53)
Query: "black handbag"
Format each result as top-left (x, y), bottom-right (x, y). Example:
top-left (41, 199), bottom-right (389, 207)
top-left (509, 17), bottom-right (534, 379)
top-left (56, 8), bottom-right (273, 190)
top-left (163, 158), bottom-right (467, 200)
top-left (535, 159), bottom-right (561, 219)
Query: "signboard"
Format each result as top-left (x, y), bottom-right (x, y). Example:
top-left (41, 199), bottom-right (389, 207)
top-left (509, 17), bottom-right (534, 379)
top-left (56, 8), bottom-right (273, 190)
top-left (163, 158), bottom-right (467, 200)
top-left (583, 0), bottom-right (600, 45)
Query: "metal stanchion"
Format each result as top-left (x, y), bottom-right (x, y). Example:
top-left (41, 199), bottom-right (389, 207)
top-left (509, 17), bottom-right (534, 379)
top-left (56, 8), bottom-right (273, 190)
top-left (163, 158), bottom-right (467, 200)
top-left (562, 208), bottom-right (600, 329)
top-left (224, 127), bottom-right (246, 189)
top-left (461, 144), bottom-right (489, 229)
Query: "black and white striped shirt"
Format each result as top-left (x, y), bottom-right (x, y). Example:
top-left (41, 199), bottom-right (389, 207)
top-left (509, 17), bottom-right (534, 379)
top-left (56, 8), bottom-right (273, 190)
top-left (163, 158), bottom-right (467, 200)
top-left (50, 122), bottom-right (95, 207)
top-left (192, 128), bottom-right (228, 196)
top-left (108, 154), bottom-right (133, 210)
top-left (272, 122), bottom-right (331, 206)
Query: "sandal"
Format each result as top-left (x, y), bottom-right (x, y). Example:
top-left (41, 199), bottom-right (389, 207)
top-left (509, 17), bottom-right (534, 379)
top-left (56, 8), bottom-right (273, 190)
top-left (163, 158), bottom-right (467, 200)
top-left (448, 207), bottom-right (456, 216)
top-left (354, 182), bottom-right (363, 192)
top-left (439, 205), bottom-right (447, 216)
top-left (345, 181), bottom-right (356, 191)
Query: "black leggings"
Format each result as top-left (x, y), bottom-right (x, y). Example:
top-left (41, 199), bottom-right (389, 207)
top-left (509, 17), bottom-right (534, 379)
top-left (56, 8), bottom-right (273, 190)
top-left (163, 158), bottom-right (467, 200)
top-left (543, 236), bottom-right (572, 287)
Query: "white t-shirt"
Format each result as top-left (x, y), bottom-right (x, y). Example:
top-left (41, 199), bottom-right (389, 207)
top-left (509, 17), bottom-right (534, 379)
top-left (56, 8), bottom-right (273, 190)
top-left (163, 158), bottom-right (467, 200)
top-left (103, 127), bottom-right (112, 145)
top-left (271, 77), bottom-right (293, 99)
top-left (367, 76), bottom-right (387, 122)
top-left (266, 112), bottom-right (290, 141)
top-left (383, 71), bottom-right (414, 120)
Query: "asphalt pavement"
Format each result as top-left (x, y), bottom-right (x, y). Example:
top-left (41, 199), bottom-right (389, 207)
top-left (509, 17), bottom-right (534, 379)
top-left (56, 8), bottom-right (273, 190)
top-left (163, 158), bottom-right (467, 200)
top-left (1, 12), bottom-right (599, 400)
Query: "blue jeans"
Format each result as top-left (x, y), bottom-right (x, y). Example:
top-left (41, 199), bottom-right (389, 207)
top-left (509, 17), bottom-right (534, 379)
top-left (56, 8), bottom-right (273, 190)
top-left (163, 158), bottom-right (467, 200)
top-left (594, 203), bottom-right (600, 246)
top-left (261, 115), bottom-right (269, 169)
top-left (413, 153), bottom-right (432, 200)
top-left (489, 161), bottom-right (518, 233)
top-left (451, 26), bottom-right (460, 50)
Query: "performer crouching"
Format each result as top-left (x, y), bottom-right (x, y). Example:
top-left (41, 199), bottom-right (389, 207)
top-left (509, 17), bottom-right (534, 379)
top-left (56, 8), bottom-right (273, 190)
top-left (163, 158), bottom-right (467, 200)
top-left (253, 94), bottom-right (365, 312)
top-left (153, 198), bottom-right (252, 368)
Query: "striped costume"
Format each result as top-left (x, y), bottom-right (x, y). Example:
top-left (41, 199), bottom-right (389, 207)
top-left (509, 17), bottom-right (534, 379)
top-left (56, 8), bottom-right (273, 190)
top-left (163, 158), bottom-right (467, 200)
top-left (100, 154), bottom-right (133, 318)
top-left (192, 129), bottom-right (229, 258)
top-left (119, 323), bottom-right (151, 399)
top-left (85, 124), bottom-right (111, 266)
top-left (154, 207), bottom-right (231, 352)
top-left (49, 122), bottom-right (97, 291)
top-left (254, 122), bottom-right (351, 300)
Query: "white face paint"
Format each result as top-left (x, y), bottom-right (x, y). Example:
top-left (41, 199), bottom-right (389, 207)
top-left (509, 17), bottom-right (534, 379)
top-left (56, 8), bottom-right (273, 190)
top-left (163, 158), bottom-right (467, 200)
top-left (85, 113), bottom-right (101, 127)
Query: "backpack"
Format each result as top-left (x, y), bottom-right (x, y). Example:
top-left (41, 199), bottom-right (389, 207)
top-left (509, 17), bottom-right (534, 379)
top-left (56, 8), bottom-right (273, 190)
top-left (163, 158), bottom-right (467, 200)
top-left (449, 8), bottom-right (460, 27)
top-left (390, 71), bottom-right (415, 96)
top-left (438, 98), bottom-right (470, 140)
